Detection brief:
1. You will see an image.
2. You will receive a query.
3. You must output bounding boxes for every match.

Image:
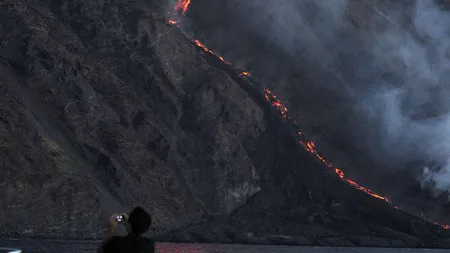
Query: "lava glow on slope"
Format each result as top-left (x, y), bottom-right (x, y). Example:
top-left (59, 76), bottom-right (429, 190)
top-left (168, 0), bottom-right (191, 24)
top-left (263, 88), bottom-right (387, 201)
top-left (168, 0), bottom-right (450, 230)
top-left (194, 40), bottom-right (232, 65)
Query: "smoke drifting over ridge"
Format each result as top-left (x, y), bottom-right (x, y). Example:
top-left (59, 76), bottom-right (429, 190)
top-left (353, 0), bottom-right (450, 195)
top-left (172, 0), bottom-right (450, 201)
top-left (245, 0), bottom-right (450, 196)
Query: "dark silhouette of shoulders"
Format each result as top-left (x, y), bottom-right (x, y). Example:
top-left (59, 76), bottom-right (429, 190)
top-left (102, 234), bottom-right (155, 253)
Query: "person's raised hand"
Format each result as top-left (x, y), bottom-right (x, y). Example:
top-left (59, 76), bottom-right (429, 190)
top-left (117, 213), bottom-right (129, 229)
top-left (120, 213), bottom-right (129, 221)
top-left (108, 213), bottom-right (119, 232)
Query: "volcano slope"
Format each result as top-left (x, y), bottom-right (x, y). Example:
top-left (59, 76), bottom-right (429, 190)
top-left (177, 0), bottom-right (450, 229)
top-left (0, 0), bottom-right (450, 248)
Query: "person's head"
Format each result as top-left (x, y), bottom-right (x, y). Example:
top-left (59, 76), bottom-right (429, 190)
top-left (125, 206), bottom-right (152, 235)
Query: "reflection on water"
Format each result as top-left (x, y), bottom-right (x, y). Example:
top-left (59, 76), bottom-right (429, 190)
top-left (156, 243), bottom-right (304, 253)
top-left (155, 243), bottom-right (449, 253)
top-left (157, 243), bottom-right (264, 253)
top-left (157, 243), bottom-right (207, 253)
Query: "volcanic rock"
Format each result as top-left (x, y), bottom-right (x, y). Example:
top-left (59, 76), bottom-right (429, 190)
top-left (0, 0), bottom-right (262, 238)
top-left (1, 0), bottom-right (450, 249)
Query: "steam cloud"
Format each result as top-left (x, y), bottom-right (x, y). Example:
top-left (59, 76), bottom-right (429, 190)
top-left (171, 0), bottom-right (450, 200)
top-left (353, 0), bottom-right (450, 195)
top-left (239, 0), bottom-right (450, 195)
top-left (180, 0), bottom-right (450, 196)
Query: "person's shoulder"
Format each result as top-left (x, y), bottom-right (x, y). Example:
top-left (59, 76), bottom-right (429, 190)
top-left (139, 236), bottom-right (155, 245)
top-left (101, 236), bottom-right (126, 252)
top-left (139, 236), bottom-right (155, 250)
top-left (105, 236), bottom-right (126, 245)
top-left (141, 236), bottom-right (154, 242)
top-left (123, 234), bottom-right (154, 244)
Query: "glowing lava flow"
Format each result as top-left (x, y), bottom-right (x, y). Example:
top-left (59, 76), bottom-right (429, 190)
top-left (168, 0), bottom-right (191, 24)
top-left (168, 0), bottom-right (450, 230)
top-left (263, 89), bottom-right (388, 202)
top-left (239, 71), bottom-right (251, 77)
top-left (263, 88), bottom-right (288, 119)
top-left (194, 40), bottom-right (232, 65)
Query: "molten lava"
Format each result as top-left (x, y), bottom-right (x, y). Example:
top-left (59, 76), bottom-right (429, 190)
top-left (194, 40), bottom-right (232, 65)
top-left (263, 88), bottom-right (388, 201)
top-left (168, 0), bottom-right (191, 24)
top-left (239, 71), bottom-right (251, 77)
top-left (263, 88), bottom-right (288, 119)
top-left (168, 0), bottom-right (450, 230)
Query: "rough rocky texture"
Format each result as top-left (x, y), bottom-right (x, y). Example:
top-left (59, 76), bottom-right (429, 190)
top-left (184, 0), bottom-right (450, 227)
top-left (159, 118), bottom-right (450, 248)
top-left (1, 0), bottom-right (450, 248)
top-left (0, 0), bottom-right (262, 238)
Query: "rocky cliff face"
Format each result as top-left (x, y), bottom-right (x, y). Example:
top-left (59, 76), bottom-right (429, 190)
top-left (183, 0), bottom-right (450, 227)
top-left (0, 0), bottom-right (263, 238)
top-left (1, 0), bottom-right (450, 248)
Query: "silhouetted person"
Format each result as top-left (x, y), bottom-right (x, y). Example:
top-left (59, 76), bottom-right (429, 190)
top-left (98, 206), bottom-right (155, 253)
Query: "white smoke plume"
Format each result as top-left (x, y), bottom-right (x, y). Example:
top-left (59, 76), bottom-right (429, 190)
top-left (354, 0), bottom-right (450, 195)
top-left (230, 0), bottom-right (450, 195)
top-left (178, 0), bottom-right (450, 198)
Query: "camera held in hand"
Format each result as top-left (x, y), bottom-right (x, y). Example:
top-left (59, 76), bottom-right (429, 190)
top-left (99, 207), bottom-right (154, 253)
top-left (115, 214), bottom-right (126, 223)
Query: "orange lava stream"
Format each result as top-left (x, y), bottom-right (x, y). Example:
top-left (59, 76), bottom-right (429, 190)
top-left (194, 40), bottom-right (232, 65)
top-left (168, 0), bottom-right (450, 230)
top-left (263, 88), bottom-right (388, 202)
top-left (168, 0), bottom-right (191, 24)
top-left (264, 88), bottom-right (449, 229)
top-left (239, 71), bottom-right (251, 77)
top-left (442, 224), bottom-right (450, 229)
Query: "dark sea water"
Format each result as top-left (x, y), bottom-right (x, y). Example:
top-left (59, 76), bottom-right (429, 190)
top-left (2, 239), bottom-right (450, 253)
top-left (157, 243), bottom-right (450, 253)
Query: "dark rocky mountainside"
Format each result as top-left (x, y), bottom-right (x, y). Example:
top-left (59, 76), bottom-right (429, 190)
top-left (0, 0), bottom-right (263, 237)
top-left (184, 0), bottom-right (450, 225)
top-left (1, 0), bottom-right (450, 248)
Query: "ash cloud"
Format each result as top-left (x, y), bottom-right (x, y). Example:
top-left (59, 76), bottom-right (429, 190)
top-left (352, 0), bottom-right (450, 195)
top-left (181, 0), bottom-right (450, 199)
top-left (203, 0), bottom-right (450, 195)
top-left (230, 0), bottom-right (351, 79)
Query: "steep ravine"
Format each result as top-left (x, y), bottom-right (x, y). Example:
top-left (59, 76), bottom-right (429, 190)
top-left (0, 0), bottom-right (263, 238)
top-left (182, 0), bottom-right (450, 225)
top-left (1, 0), bottom-right (450, 248)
